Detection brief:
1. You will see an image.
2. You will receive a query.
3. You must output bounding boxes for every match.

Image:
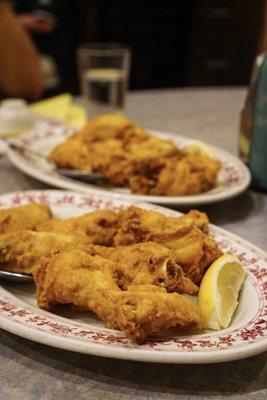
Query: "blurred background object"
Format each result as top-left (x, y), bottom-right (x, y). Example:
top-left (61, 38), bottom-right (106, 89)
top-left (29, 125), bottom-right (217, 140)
top-left (257, 0), bottom-right (267, 52)
top-left (0, 99), bottom-right (34, 136)
top-left (0, 0), bottom-right (43, 100)
top-left (238, 1), bottom-right (267, 192)
top-left (4, 0), bottom-right (267, 97)
top-left (77, 43), bottom-right (130, 117)
top-left (12, 0), bottom-right (82, 96)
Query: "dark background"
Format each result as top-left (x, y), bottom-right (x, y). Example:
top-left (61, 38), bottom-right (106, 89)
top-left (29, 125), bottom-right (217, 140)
top-left (14, 0), bottom-right (265, 93)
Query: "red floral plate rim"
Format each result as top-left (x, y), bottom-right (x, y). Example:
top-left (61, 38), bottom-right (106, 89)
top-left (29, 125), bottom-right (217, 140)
top-left (6, 117), bottom-right (251, 206)
top-left (0, 190), bottom-right (266, 364)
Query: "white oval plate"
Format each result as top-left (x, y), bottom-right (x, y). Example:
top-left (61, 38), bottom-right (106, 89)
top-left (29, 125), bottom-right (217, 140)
top-left (6, 119), bottom-right (251, 206)
top-left (0, 190), bottom-right (266, 364)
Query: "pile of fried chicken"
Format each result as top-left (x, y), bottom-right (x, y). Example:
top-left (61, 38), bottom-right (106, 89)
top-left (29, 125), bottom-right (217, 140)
top-left (0, 202), bottom-right (223, 342)
top-left (50, 114), bottom-right (221, 196)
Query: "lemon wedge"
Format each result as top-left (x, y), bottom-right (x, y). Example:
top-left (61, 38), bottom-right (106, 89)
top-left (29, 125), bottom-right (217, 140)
top-left (186, 139), bottom-right (215, 158)
top-left (198, 254), bottom-right (246, 330)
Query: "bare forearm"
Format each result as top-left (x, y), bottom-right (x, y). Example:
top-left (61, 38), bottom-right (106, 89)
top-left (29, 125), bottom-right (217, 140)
top-left (0, 1), bottom-right (44, 100)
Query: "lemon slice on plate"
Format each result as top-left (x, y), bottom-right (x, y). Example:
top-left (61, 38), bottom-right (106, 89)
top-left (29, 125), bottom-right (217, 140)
top-left (198, 254), bottom-right (246, 330)
top-left (186, 139), bottom-right (215, 158)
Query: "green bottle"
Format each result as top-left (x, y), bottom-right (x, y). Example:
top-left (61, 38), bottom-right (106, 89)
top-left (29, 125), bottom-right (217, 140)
top-left (240, 54), bottom-right (267, 191)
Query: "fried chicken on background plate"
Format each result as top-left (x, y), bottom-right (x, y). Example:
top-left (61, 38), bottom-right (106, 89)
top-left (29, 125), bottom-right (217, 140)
top-left (49, 114), bottom-right (221, 196)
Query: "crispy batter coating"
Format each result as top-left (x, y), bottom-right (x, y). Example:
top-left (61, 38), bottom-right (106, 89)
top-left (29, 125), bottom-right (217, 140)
top-left (49, 114), bottom-right (148, 174)
top-left (0, 230), bottom-right (196, 295)
top-left (33, 247), bottom-right (203, 341)
top-left (126, 153), bottom-right (221, 196)
top-left (0, 230), bottom-right (88, 274)
top-left (49, 114), bottom-right (221, 196)
top-left (0, 203), bottom-right (220, 283)
top-left (80, 114), bottom-right (137, 143)
top-left (49, 133), bottom-right (94, 172)
top-left (36, 205), bottom-right (220, 283)
top-left (92, 242), bottom-right (198, 294)
top-left (113, 207), bottom-right (222, 283)
top-left (37, 209), bottom-right (118, 245)
top-left (0, 203), bottom-right (51, 234)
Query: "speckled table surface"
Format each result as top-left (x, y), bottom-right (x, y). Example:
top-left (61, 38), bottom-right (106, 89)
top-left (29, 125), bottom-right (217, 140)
top-left (0, 87), bottom-right (266, 400)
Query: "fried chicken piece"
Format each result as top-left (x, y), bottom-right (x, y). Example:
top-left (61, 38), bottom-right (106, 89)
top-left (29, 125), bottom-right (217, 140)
top-left (0, 227), bottom-right (197, 294)
top-left (49, 133), bottom-right (94, 172)
top-left (154, 154), bottom-right (221, 196)
top-left (115, 206), bottom-right (209, 241)
top-left (0, 230), bottom-right (89, 274)
top-left (37, 209), bottom-right (118, 245)
top-left (126, 153), bottom-right (221, 196)
top-left (0, 225), bottom-right (197, 294)
top-left (49, 113), bottom-right (221, 196)
top-left (50, 134), bottom-right (125, 174)
top-left (33, 246), bottom-right (203, 341)
top-left (37, 206), bottom-right (208, 242)
top-left (162, 226), bottom-right (222, 284)
top-left (93, 242), bottom-right (198, 294)
top-left (36, 205), bottom-right (220, 283)
top-left (0, 203), bottom-right (51, 234)
top-left (80, 113), bottom-right (152, 145)
top-left (86, 139), bottom-right (124, 173)
top-left (105, 136), bottom-right (182, 186)
top-left (183, 209), bottom-right (209, 232)
top-left (114, 207), bottom-right (222, 284)
top-left (50, 114), bottom-right (149, 175)
top-left (80, 113), bottom-right (136, 143)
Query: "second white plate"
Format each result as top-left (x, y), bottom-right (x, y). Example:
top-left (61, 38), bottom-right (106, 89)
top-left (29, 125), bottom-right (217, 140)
top-left (7, 119), bottom-right (251, 206)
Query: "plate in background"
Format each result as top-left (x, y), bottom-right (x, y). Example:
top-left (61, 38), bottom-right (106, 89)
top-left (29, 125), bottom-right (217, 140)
top-left (6, 119), bottom-right (251, 206)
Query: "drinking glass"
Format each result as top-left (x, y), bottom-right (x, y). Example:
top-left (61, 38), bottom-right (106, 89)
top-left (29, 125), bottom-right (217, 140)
top-left (77, 43), bottom-right (131, 117)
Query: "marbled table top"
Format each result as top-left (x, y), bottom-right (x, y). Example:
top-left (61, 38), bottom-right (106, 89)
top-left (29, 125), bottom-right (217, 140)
top-left (0, 87), bottom-right (266, 400)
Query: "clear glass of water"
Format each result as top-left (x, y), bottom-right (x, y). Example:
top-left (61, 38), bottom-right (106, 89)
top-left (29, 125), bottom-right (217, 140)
top-left (77, 43), bottom-right (131, 117)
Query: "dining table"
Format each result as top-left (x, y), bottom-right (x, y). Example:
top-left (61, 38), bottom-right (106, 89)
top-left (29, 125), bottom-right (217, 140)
top-left (0, 87), bottom-right (266, 400)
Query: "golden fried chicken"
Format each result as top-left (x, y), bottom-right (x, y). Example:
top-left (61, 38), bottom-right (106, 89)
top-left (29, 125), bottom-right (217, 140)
top-left (114, 207), bottom-right (222, 283)
top-left (105, 136), bottom-right (182, 187)
top-left (49, 133), bottom-right (94, 172)
top-left (80, 113), bottom-right (137, 143)
top-left (86, 139), bottom-right (124, 173)
top-left (114, 207), bottom-right (208, 242)
top-left (35, 205), bottom-right (219, 283)
top-left (37, 209), bottom-right (118, 245)
top-left (36, 205), bottom-right (221, 284)
top-left (0, 230), bottom-right (89, 274)
top-left (33, 246), bottom-right (203, 341)
top-left (0, 203), bottom-right (51, 234)
top-left (93, 242), bottom-right (198, 294)
top-left (0, 228), bottom-right (197, 295)
top-left (49, 114), bottom-right (148, 174)
top-left (121, 152), bottom-right (221, 196)
top-left (49, 114), bottom-right (221, 196)
top-left (37, 206), bottom-right (208, 242)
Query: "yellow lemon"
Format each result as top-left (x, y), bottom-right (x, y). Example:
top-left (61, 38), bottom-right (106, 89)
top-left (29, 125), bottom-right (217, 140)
top-left (198, 254), bottom-right (246, 330)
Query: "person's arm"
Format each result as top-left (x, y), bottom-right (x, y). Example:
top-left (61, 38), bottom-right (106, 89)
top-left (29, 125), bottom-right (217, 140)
top-left (0, 0), bottom-right (44, 100)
